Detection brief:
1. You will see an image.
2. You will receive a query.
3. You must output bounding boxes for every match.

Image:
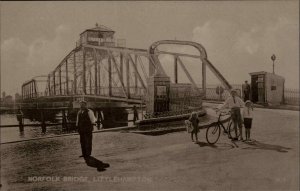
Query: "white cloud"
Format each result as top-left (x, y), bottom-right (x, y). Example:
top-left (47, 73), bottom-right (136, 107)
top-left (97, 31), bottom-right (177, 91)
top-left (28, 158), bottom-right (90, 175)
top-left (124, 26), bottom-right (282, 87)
top-left (190, 17), bottom-right (299, 89)
top-left (234, 31), bottom-right (260, 55)
top-left (1, 24), bottom-right (75, 95)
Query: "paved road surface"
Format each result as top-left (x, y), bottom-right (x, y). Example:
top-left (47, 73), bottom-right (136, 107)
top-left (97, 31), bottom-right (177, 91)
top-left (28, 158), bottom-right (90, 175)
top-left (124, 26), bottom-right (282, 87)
top-left (1, 108), bottom-right (299, 191)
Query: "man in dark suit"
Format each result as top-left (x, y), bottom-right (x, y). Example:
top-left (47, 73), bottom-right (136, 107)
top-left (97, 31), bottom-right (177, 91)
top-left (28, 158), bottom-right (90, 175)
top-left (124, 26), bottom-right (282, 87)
top-left (242, 80), bottom-right (251, 102)
top-left (76, 101), bottom-right (95, 158)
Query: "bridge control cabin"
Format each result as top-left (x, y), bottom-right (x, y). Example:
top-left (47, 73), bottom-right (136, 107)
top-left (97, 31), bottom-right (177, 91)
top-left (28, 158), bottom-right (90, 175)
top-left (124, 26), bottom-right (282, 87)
top-left (77, 23), bottom-right (115, 47)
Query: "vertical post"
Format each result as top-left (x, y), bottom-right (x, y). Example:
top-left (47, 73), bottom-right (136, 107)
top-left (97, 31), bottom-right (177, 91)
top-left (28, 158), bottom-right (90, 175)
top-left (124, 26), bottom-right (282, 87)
top-left (83, 48), bottom-right (87, 94)
top-left (120, 53), bottom-right (123, 84)
top-left (108, 54), bottom-right (112, 96)
top-left (149, 55), bottom-right (155, 76)
top-left (23, 85), bottom-right (25, 99)
top-left (62, 109), bottom-right (68, 131)
top-left (34, 80), bottom-right (37, 98)
top-left (41, 110), bottom-right (46, 134)
top-left (53, 72), bottom-right (56, 95)
top-left (21, 85), bottom-right (23, 99)
top-left (202, 60), bottom-right (206, 98)
top-left (73, 52), bottom-right (77, 94)
top-left (59, 68), bottom-right (62, 95)
top-left (126, 54), bottom-right (130, 98)
top-left (174, 56), bottom-right (178, 83)
top-left (48, 74), bottom-right (51, 96)
top-left (30, 83), bottom-right (33, 98)
top-left (89, 69), bottom-right (92, 94)
top-left (94, 49), bottom-right (98, 95)
top-left (134, 55), bottom-right (138, 94)
top-left (17, 110), bottom-right (24, 133)
top-left (98, 60), bottom-right (101, 95)
top-left (66, 60), bottom-right (69, 95)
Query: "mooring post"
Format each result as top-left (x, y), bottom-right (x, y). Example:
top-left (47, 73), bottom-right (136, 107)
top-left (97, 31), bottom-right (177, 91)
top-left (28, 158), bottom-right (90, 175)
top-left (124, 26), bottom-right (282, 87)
top-left (62, 109), bottom-right (68, 131)
top-left (16, 109), bottom-right (24, 133)
top-left (41, 110), bottom-right (46, 134)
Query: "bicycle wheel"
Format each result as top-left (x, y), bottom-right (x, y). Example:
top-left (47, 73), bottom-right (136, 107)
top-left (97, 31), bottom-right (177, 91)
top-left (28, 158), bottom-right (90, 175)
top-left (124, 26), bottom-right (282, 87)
top-left (228, 120), bottom-right (240, 138)
top-left (206, 124), bottom-right (221, 144)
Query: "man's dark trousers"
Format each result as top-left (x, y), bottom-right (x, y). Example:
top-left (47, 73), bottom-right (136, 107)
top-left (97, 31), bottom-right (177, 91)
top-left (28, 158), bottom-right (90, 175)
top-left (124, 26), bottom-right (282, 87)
top-left (79, 131), bottom-right (92, 156)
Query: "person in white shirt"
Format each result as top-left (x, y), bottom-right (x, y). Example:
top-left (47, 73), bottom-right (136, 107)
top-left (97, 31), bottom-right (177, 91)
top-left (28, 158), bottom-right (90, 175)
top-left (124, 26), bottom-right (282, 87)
top-left (217, 89), bottom-right (245, 141)
top-left (76, 101), bottom-right (96, 158)
top-left (242, 100), bottom-right (254, 142)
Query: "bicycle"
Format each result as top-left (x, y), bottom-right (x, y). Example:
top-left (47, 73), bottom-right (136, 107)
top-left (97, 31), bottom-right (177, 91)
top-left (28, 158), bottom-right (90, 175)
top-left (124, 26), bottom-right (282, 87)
top-left (205, 111), bottom-right (240, 144)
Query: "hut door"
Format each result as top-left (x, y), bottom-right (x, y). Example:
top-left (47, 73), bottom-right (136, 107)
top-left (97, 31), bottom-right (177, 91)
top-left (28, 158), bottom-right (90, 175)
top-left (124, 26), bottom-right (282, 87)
top-left (251, 74), bottom-right (265, 103)
top-left (257, 75), bottom-right (265, 103)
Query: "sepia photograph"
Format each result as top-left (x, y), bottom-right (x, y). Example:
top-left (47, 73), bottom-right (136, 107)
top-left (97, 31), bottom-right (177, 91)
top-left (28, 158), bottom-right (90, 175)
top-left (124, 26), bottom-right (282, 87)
top-left (0, 1), bottom-right (299, 190)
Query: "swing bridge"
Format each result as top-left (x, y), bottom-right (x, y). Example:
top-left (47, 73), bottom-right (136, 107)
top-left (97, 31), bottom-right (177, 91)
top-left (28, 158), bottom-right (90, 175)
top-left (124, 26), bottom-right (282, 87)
top-left (20, 25), bottom-right (231, 127)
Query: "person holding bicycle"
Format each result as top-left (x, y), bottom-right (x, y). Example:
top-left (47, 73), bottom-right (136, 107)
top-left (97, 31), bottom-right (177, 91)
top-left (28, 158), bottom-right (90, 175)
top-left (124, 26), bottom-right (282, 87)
top-left (217, 89), bottom-right (245, 141)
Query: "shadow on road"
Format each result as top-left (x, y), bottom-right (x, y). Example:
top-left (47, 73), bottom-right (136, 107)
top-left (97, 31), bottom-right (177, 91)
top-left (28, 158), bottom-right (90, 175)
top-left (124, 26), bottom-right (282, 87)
top-left (242, 140), bottom-right (291, 153)
top-left (196, 141), bottom-right (235, 150)
top-left (84, 156), bottom-right (110, 172)
top-left (196, 141), bottom-right (218, 148)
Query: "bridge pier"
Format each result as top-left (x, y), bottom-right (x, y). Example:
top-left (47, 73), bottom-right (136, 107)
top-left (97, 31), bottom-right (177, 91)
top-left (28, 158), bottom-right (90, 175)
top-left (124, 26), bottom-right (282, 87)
top-left (101, 108), bottom-right (128, 129)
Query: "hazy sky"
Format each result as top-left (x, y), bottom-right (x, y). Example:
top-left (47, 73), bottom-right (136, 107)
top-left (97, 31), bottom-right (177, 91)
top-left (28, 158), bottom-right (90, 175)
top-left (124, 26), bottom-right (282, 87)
top-left (1, 1), bottom-right (299, 95)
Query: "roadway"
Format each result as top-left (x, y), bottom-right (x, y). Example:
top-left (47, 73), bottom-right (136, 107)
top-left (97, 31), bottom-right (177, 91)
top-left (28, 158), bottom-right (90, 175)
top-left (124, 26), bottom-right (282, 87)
top-left (1, 107), bottom-right (299, 191)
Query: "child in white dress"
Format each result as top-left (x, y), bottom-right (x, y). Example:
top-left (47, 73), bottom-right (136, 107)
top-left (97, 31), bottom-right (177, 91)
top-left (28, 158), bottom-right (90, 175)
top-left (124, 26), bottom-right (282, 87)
top-left (242, 100), bottom-right (254, 141)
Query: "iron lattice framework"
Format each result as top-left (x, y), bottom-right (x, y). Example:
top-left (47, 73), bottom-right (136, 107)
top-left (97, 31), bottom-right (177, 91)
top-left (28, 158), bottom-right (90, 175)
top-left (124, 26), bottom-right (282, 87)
top-left (21, 40), bottom-right (232, 110)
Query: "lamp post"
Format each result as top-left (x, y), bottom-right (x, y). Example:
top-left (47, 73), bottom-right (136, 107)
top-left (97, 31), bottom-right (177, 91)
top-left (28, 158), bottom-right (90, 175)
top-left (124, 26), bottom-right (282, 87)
top-left (271, 54), bottom-right (276, 74)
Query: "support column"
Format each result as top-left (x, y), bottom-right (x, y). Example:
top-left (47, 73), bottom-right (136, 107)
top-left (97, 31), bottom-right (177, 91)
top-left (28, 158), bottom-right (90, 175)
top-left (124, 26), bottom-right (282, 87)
top-left (59, 68), bottom-right (62, 95)
top-left (134, 55), bottom-right (138, 94)
top-left (120, 53), bottom-right (123, 84)
top-left (73, 52), bottom-right (77, 94)
top-left (89, 69), bottom-right (92, 95)
top-left (108, 55), bottom-right (112, 96)
top-left (149, 55), bottom-right (155, 76)
top-left (34, 80), bottom-right (37, 98)
top-left (126, 54), bottom-right (130, 98)
top-left (47, 74), bottom-right (51, 96)
top-left (94, 50), bottom-right (98, 95)
top-left (202, 60), bottom-right (206, 98)
top-left (53, 72), bottom-right (56, 95)
top-left (98, 60), bottom-right (101, 95)
top-left (174, 56), bottom-right (178, 84)
top-left (31, 82), bottom-right (33, 98)
top-left (66, 60), bottom-right (69, 95)
top-left (83, 48), bottom-right (87, 94)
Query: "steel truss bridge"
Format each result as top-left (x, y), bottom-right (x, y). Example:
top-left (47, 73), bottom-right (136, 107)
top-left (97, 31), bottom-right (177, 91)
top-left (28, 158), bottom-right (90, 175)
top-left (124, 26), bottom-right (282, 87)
top-left (21, 39), bottom-right (231, 111)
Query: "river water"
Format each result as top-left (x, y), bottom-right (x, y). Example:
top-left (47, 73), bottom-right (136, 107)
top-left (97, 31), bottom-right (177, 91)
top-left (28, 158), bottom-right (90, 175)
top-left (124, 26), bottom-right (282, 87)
top-left (0, 114), bottom-right (64, 143)
top-left (0, 112), bottom-right (139, 143)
